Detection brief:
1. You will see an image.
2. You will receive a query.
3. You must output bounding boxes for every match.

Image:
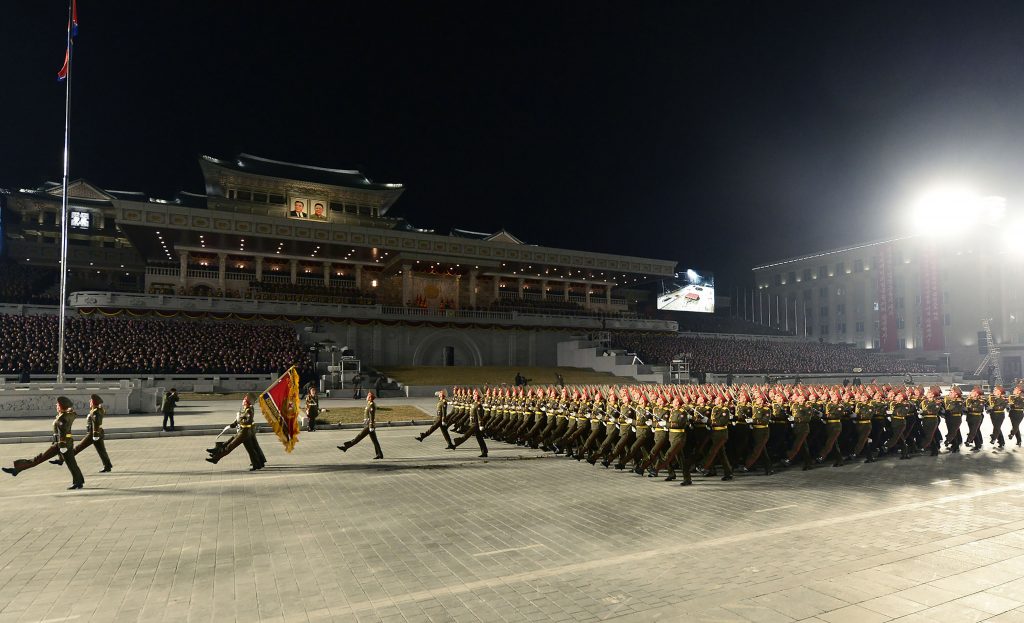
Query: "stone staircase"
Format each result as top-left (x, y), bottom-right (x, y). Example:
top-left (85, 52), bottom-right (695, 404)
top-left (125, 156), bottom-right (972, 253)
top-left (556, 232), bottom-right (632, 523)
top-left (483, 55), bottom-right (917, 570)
top-left (556, 339), bottom-right (669, 384)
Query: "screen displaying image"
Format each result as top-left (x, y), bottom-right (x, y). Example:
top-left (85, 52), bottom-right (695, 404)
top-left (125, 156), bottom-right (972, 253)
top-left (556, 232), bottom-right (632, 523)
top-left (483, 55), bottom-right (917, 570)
top-left (657, 269), bottom-right (715, 313)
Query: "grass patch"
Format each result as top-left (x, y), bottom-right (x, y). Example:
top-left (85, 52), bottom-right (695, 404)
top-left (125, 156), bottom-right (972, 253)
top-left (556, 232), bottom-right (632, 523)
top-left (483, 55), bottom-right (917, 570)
top-left (318, 405), bottom-right (428, 424)
top-left (379, 366), bottom-right (624, 387)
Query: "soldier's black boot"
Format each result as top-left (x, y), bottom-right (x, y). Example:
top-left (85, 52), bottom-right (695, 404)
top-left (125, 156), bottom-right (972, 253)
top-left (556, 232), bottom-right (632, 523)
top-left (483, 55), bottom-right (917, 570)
top-left (2, 467), bottom-right (16, 477)
top-left (601, 459), bottom-right (611, 468)
top-left (49, 459), bottom-right (64, 466)
top-left (680, 478), bottom-right (692, 486)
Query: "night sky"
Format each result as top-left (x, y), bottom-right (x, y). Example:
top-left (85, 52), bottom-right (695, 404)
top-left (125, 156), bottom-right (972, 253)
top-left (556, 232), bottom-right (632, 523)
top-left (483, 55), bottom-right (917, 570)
top-left (4, 1), bottom-right (1024, 288)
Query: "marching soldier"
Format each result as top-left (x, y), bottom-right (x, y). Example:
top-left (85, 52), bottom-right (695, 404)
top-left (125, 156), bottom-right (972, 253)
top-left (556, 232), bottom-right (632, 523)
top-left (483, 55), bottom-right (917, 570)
top-left (701, 392), bottom-right (733, 480)
top-left (2, 396), bottom-right (85, 489)
top-left (588, 392), bottom-right (621, 465)
top-left (450, 389), bottom-right (488, 457)
top-left (207, 394), bottom-right (265, 470)
top-left (782, 390), bottom-right (813, 470)
top-left (660, 394), bottom-right (694, 484)
top-left (338, 392), bottom-right (384, 459)
top-left (638, 393), bottom-right (670, 477)
top-left (744, 391), bottom-right (774, 474)
top-left (1009, 386), bottom-right (1024, 447)
top-left (730, 390), bottom-right (753, 470)
top-left (919, 386), bottom-right (943, 456)
top-left (817, 390), bottom-right (845, 467)
top-left (50, 394), bottom-right (113, 473)
top-left (885, 391), bottom-right (913, 460)
top-left (965, 386), bottom-right (986, 451)
top-left (416, 389), bottom-right (454, 448)
top-left (851, 390), bottom-right (874, 461)
top-left (989, 385), bottom-right (1008, 449)
top-left (944, 385), bottom-right (965, 453)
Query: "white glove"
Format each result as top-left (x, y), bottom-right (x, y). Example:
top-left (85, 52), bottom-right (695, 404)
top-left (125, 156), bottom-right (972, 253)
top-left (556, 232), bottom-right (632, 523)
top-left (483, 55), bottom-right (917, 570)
top-left (369, 427), bottom-right (375, 432)
top-left (59, 446), bottom-right (68, 454)
top-left (745, 418), bottom-right (753, 424)
top-left (631, 426), bottom-right (637, 432)
top-left (626, 418), bottom-right (634, 425)
top-left (92, 436), bottom-right (99, 441)
top-left (788, 416), bottom-right (795, 422)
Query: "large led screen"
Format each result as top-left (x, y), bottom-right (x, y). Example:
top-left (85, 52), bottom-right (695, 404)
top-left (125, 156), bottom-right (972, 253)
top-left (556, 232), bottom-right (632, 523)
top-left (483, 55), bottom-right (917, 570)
top-left (657, 269), bottom-right (715, 313)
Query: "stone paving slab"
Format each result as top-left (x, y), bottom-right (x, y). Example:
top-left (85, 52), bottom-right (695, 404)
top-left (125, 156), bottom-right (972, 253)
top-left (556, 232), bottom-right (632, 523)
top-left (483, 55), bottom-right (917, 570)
top-left (1, 422), bottom-right (1024, 622)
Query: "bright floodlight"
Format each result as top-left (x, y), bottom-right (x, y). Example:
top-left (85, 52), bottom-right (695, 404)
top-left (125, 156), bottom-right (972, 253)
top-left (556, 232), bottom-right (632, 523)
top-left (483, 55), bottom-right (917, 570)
top-left (1001, 219), bottom-right (1024, 257)
top-left (686, 269), bottom-right (699, 283)
top-left (911, 186), bottom-right (1006, 235)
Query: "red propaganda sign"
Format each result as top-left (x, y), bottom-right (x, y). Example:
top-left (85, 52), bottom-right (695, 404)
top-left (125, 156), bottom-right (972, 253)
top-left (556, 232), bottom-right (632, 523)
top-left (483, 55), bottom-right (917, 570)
top-left (876, 244), bottom-right (899, 352)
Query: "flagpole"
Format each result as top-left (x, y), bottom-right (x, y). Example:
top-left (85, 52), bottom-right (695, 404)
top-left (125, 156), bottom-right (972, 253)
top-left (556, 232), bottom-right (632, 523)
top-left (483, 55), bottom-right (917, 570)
top-left (57, 0), bottom-right (74, 384)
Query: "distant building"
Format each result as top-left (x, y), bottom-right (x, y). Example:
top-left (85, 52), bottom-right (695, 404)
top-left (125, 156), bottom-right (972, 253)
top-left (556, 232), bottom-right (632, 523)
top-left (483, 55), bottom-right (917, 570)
top-left (752, 235), bottom-right (1024, 380)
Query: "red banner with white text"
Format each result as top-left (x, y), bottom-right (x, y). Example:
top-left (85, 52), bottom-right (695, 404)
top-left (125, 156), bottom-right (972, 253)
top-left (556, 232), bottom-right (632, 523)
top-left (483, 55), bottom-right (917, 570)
top-left (876, 244), bottom-right (899, 352)
top-left (919, 244), bottom-right (945, 351)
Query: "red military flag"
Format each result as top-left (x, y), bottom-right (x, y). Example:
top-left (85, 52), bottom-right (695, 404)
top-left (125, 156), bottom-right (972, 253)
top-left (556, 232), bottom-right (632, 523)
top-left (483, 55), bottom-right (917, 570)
top-left (259, 366), bottom-right (302, 452)
top-left (57, 0), bottom-right (79, 81)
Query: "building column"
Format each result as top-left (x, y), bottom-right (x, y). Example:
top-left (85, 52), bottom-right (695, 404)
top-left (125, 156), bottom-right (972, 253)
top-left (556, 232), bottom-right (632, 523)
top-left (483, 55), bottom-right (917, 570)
top-left (255, 256), bottom-right (263, 282)
top-left (563, 281), bottom-right (570, 302)
top-left (585, 284), bottom-right (591, 307)
top-left (517, 278), bottom-right (525, 300)
top-left (402, 264), bottom-right (413, 306)
top-left (469, 269), bottom-right (478, 307)
top-left (178, 250), bottom-right (189, 288)
top-left (290, 259), bottom-right (298, 285)
top-left (323, 262), bottom-right (331, 287)
top-left (493, 276), bottom-right (501, 302)
top-left (217, 252), bottom-right (227, 291)
top-left (541, 279), bottom-right (548, 301)
top-left (355, 264), bottom-right (363, 289)
top-left (606, 284), bottom-right (612, 305)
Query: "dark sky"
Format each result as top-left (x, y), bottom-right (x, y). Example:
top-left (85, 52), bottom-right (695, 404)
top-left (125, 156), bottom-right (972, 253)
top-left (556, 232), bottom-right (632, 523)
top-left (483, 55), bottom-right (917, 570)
top-left (4, 1), bottom-right (1024, 288)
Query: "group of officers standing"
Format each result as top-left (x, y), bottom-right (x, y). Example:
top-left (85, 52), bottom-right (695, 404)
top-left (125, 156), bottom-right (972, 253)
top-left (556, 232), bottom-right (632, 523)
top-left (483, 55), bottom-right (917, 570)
top-left (416, 382), bottom-right (1024, 485)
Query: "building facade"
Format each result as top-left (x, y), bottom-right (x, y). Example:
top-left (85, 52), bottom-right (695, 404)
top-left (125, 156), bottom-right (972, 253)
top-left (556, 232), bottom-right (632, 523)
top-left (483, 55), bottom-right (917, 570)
top-left (752, 235), bottom-right (1024, 379)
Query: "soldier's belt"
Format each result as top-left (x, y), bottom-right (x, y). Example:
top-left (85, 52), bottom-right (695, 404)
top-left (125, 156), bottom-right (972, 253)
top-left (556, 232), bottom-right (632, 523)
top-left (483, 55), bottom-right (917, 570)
top-left (922, 415), bottom-right (938, 418)
top-left (857, 420), bottom-right (871, 424)
top-left (968, 411), bottom-right (984, 415)
top-left (239, 424), bottom-right (252, 428)
top-left (752, 424), bottom-right (769, 429)
top-left (65, 434), bottom-right (73, 437)
top-left (669, 428), bottom-right (686, 433)
top-left (635, 425), bottom-right (648, 429)
top-left (826, 419), bottom-right (841, 423)
top-left (712, 426), bottom-right (728, 431)
top-left (591, 419), bottom-right (602, 423)
top-left (891, 416), bottom-right (904, 420)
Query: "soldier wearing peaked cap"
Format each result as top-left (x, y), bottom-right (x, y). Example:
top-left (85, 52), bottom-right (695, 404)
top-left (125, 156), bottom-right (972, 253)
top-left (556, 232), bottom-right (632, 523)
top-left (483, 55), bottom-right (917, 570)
top-left (417, 389), bottom-right (454, 448)
top-left (338, 392), bottom-right (384, 459)
top-left (50, 394), bottom-right (113, 473)
top-left (989, 385), bottom-right (1008, 450)
top-left (701, 391), bottom-right (734, 481)
top-left (3, 396), bottom-right (84, 489)
top-left (208, 394), bottom-right (266, 470)
top-left (450, 389), bottom-right (488, 457)
top-left (1008, 386), bottom-right (1024, 447)
top-left (944, 385), bottom-right (965, 453)
top-left (965, 386), bottom-right (986, 451)
top-left (918, 386), bottom-right (944, 456)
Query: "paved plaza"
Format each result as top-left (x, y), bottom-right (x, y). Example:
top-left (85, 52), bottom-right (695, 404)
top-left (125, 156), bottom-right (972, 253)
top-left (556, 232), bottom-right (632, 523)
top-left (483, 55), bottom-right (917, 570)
top-left (3, 415), bottom-right (1024, 622)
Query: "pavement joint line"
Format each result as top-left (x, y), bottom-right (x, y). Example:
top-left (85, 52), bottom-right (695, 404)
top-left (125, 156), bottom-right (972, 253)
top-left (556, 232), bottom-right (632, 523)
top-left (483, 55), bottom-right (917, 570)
top-left (753, 504), bottom-right (798, 512)
top-left (324, 480), bottom-right (1024, 616)
top-left (472, 544), bottom-right (545, 557)
top-left (38, 616), bottom-right (80, 623)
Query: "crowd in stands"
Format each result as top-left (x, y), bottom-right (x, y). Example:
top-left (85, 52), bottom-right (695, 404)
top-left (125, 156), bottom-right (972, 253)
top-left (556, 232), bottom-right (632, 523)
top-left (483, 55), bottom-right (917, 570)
top-left (672, 313), bottom-right (792, 337)
top-left (0, 315), bottom-right (313, 376)
top-left (611, 332), bottom-right (934, 374)
top-left (0, 261), bottom-right (58, 305)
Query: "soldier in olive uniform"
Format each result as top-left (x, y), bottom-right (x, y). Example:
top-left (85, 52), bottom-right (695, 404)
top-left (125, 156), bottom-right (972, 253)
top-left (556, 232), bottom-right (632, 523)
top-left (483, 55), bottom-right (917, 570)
top-left (608, 393), bottom-right (638, 469)
top-left (701, 393), bottom-right (733, 480)
top-left (450, 389), bottom-right (488, 457)
top-left (851, 390), bottom-right (874, 461)
top-left (304, 386), bottom-right (320, 432)
top-left (730, 391), bottom-right (753, 470)
top-left (3, 396), bottom-right (84, 489)
top-left (51, 394), bottom-right (112, 473)
top-left (918, 386), bottom-right (943, 456)
top-left (417, 389), bottom-right (454, 448)
top-left (885, 392), bottom-right (913, 459)
top-left (637, 394), bottom-right (671, 477)
top-left (782, 391), bottom-right (813, 470)
top-left (944, 386), bottom-right (965, 453)
top-left (965, 387), bottom-right (986, 451)
top-left (1008, 386), bottom-right (1024, 447)
top-left (207, 394), bottom-right (265, 470)
top-left (338, 392), bottom-right (384, 459)
top-left (588, 392), bottom-right (621, 465)
top-left (815, 391), bottom-right (845, 467)
top-left (989, 386), bottom-right (1008, 449)
top-left (744, 391), bottom-right (774, 474)
top-left (659, 395), bottom-right (694, 484)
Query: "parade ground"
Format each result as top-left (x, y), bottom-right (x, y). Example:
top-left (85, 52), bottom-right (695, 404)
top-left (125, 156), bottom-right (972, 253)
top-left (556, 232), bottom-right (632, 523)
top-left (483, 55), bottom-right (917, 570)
top-left (3, 405), bottom-right (1024, 622)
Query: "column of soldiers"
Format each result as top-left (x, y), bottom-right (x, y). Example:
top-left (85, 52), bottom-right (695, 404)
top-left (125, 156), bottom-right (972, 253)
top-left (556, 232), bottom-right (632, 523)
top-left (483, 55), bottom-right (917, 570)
top-left (426, 381), bottom-right (1024, 483)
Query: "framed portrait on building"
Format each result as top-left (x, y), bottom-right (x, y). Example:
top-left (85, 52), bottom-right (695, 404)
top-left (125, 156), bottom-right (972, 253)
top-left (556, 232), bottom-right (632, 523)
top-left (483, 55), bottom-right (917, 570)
top-left (288, 196), bottom-right (309, 219)
top-left (309, 199), bottom-right (329, 222)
